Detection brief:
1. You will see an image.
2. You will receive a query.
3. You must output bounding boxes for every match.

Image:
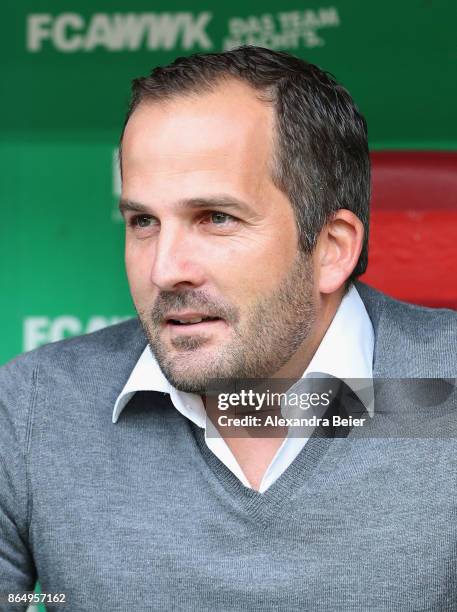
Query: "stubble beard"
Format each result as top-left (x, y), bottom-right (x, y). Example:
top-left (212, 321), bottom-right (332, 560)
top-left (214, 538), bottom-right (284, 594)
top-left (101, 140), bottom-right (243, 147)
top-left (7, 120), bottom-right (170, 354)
top-left (136, 252), bottom-right (316, 393)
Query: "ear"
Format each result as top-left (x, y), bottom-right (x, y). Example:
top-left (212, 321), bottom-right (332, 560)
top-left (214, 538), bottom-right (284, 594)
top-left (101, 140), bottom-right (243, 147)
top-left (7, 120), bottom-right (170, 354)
top-left (314, 210), bottom-right (365, 294)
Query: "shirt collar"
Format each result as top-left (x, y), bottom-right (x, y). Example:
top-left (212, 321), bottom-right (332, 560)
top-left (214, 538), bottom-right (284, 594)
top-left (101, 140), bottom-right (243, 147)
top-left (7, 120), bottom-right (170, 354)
top-left (306, 284), bottom-right (373, 378)
top-left (301, 284), bottom-right (374, 414)
top-left (112, 284), bottom-right (374, 424)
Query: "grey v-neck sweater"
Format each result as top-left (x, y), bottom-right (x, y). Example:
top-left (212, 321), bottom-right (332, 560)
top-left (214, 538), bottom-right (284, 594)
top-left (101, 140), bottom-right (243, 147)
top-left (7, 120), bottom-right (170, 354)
top-left (0, 282), bottom-right (456, 611)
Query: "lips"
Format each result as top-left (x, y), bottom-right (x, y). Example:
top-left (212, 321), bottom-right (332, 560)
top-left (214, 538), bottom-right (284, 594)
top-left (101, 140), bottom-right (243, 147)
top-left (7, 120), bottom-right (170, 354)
top-left (164, 316), bottom-right (226, 338)
top-left (164, 312), bottom-right (223, 326)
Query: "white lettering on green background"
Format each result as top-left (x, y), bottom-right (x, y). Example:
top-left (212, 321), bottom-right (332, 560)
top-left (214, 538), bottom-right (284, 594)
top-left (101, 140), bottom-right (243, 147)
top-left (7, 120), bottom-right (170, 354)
top-left (27, 12), bottom-right (213, 52)
top-left (23, 316), bottom-right (132, 351)
top-left (223, 7), bottom-right (340, 50)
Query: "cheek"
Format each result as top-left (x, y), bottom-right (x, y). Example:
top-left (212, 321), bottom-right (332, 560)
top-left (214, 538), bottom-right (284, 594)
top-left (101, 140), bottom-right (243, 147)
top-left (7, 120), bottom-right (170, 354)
top-left (124, 241), bottom-right (152, 298)
top-left (210, 235), bottom-right (298, 302)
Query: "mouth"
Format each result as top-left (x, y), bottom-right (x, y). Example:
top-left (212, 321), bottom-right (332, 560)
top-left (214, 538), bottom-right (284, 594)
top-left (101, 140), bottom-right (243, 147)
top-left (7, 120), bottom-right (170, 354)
top-left (163, 313), bottom-right (227, 333)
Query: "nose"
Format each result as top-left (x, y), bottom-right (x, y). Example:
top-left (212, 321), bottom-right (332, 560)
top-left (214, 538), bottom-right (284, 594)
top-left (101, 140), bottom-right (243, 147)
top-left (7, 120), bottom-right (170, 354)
top-left (149, 222), bottom-right (206, 291)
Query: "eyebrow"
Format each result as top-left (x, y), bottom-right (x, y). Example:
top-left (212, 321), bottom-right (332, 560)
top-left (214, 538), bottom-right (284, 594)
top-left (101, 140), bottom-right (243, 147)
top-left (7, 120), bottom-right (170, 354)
top-left (118, 195), bottom-right (254, 217)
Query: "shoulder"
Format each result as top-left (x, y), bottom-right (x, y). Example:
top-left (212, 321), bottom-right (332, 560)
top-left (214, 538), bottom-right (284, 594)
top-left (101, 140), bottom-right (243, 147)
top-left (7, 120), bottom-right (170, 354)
top-left (0, 318), bottom-right (147, 424)
top-left (355, 281), bottom-right (456, 377)
top-left (355, 281), bottom-right (456, 334)
top-left (1, 316), bottom-right (144, 376)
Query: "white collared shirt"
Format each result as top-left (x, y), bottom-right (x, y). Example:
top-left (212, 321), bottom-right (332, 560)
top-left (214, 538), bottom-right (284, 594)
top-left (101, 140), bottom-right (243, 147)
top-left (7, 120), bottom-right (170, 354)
top-left (113, 284), bottom-right (374, 493)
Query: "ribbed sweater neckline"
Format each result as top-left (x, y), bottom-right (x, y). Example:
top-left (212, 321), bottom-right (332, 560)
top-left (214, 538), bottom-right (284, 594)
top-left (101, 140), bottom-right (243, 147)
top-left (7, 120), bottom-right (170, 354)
top-left (189, 422), bottom-right (334, 522)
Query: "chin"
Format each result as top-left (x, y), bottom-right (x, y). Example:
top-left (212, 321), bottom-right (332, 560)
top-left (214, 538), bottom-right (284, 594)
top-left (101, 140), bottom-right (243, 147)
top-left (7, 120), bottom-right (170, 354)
top-left (159, 355), bottom-right (212, 392)
top-left (164, 371), bottom-right (210, 394)
top-left (150, 333), bottom-right (241, 392)
top-left (163, 349), bottom-right (243, 393)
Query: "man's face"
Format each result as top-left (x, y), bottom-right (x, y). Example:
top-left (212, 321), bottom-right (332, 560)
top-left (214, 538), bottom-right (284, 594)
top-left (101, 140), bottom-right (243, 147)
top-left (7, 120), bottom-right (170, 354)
top-left (121, 80), bottom-right (317, 393)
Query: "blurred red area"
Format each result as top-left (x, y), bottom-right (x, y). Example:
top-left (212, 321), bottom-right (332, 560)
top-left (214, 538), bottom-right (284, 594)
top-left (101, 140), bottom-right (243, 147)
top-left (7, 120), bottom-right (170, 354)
top-left (362, 151), bottom-right (457, 309)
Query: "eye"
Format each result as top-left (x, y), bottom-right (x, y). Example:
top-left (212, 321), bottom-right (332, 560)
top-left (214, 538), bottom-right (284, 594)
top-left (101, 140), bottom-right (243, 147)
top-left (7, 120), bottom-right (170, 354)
top-left (128, 215), bottom-right (157, 229)
top-left (208, 212), bottom-right (236, 225)
top-left (200, 211), bottom-right (240, 234)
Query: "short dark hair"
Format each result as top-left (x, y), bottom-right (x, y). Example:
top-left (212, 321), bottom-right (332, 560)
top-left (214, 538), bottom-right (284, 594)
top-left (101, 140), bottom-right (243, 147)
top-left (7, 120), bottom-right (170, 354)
top-left (120, 46), bottom-right (370, 280)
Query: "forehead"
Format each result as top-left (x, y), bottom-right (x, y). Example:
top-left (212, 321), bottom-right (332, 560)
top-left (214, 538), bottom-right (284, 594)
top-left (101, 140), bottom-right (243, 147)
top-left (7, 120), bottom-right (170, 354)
top-left (120, 80), bottom-right (276, 196)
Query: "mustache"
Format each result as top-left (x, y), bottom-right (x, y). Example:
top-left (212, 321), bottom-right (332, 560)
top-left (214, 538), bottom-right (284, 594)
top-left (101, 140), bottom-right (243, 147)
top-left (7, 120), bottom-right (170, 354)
top-left (150, 290), bottom-right (240, 325)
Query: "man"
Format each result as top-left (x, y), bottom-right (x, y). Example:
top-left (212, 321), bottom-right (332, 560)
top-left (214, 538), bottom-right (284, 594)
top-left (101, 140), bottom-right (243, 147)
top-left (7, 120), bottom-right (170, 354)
top-left (0, 46), bottom-right (455, 611)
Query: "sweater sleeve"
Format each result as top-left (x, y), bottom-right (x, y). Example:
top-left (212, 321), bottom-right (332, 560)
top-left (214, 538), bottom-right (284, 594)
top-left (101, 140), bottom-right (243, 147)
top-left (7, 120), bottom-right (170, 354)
top-left (0, 357), bottom-right (37, 605)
